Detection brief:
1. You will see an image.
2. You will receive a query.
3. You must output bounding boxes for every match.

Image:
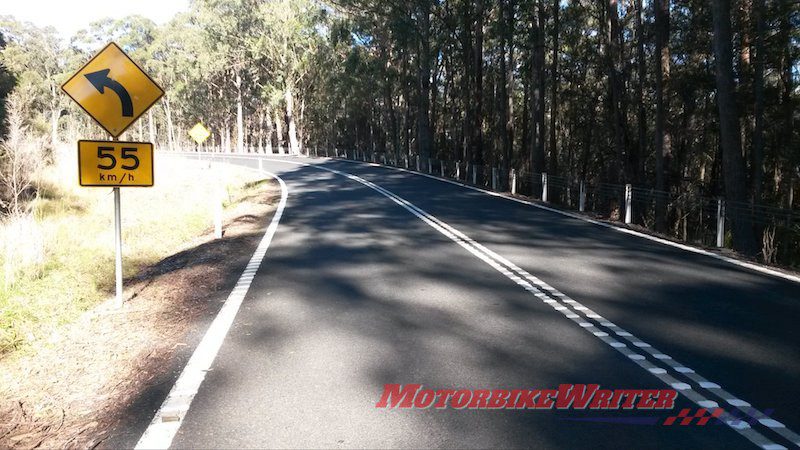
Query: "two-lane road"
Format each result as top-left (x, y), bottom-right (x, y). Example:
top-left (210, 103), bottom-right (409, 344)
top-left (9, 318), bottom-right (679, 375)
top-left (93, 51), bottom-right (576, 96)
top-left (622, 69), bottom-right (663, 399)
top-left (130, 155), bottom-right (800, 449)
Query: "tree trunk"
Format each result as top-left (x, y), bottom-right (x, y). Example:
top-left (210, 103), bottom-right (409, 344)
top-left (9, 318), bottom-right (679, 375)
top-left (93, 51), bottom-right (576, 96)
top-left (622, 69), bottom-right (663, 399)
top-left (258, 110), bottom-right (265, 153)
top-left (50, 108), bottom-right (58, 148)
top-left (549, 0), bottom-right (559, 176)
top-left (285, 86), bottom-right (300, 155)
top-left (164, 97), bottom-right (175, 152)
top-left (634, 0), bottom-right (646, 184)
top-left (606, 0), bottom-right (625, 183)
top-left (417, 1), bottom-right (433, 162)
top-left (654, 0), bottom-right (672, 231)
top-left (299, 96), bottom-right (305, 153)
top-left (461, 0), bottom-right (474, 163)
top-left (266, 109), bottom-right (274, 154)
top-left (472, 0), bottom-right (485, 166)
top-left (148, 109), bottom-right (155, 144)
top-left (779, 0), bottom-right (795, 208)
top-left (275, 109), bottom-right (285, 154)
top-left (500, 0), bottom-right (515, 186)
top-left (235, 70), bottom-right (244, 153)
top-left (711, 0), bottom-right (757, 255)
top-left (530, 0), bottom-right (546, 175)
top-left (751, 0), bottom-right (765, 204)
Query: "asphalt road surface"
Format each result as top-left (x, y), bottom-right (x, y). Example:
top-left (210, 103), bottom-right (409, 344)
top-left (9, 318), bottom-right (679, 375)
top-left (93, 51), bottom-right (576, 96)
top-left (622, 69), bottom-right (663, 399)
top-left (127, 155), bottom-right (800, 449)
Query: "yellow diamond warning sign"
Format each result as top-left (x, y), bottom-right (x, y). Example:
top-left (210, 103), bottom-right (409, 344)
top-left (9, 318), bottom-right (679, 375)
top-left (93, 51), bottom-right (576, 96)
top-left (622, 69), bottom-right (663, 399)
top-left (189, 123), bottom-right (211, 144)
top-left (62, 42), bottom-right (164, 138)
top-left (78, 140), bottom-right (154, 187)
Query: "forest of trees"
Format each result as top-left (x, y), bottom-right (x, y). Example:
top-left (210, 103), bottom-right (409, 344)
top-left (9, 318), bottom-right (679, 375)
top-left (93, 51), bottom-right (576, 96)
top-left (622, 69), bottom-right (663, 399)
top-left (0, 0), bottom-right (798, 263)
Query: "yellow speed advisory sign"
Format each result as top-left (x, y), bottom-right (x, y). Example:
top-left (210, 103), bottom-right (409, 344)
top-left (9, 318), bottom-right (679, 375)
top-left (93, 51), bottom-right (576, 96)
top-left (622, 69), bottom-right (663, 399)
top-left (62, 42), bottom-right (164, 137)
top-left (78, 141), bottom-right (154, 187)
top-left (189, 123), bottom-right (211, 144)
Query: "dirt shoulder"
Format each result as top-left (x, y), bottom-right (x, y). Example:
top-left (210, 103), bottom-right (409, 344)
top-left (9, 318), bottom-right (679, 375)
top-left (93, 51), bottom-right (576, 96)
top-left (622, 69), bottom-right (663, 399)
top-left (0, 173), bottom-right (280, 449)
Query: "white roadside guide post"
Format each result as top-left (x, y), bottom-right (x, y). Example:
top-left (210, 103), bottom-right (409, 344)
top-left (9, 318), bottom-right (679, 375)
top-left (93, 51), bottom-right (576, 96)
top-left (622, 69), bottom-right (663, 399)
top-left (541, 173), bottom-right (548, 202)
top-left (214, 175), bottom-right (224, 239)
top-left (716, 198), bottom-right (726, 248)
top-left (579, 180), bottom-right (587, 212)
top-left (61, 42), bottom-right (164, 308)
top-left (625, 184), bottom-right (633, 224)
top-left (511, 169), bottom-right (517, 195)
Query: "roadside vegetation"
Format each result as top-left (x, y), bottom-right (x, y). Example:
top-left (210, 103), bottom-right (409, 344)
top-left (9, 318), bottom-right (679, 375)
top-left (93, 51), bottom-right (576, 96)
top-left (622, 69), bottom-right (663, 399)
top-left (3, 0), bottom-right (797, 267)
top-left (0, 144), bottom-right (269, 357)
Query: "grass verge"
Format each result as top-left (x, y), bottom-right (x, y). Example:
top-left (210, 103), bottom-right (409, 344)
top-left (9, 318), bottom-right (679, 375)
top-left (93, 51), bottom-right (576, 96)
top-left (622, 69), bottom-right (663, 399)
top-left (0, 153), bottom-right (267, 355)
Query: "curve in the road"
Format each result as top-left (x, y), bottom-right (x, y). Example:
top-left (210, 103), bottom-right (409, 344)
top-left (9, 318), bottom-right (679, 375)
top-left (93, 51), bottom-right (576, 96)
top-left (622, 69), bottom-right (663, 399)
top-left (255, 157), bottom-right (797, 450)
top-left (137, 154), bottom-right (797, 449)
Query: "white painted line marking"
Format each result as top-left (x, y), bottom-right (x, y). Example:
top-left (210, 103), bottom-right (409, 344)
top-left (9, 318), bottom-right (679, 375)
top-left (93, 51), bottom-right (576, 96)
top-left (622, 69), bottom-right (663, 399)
top-left (135, 170), bottom-right (288, 450)
top-left (698, 400), bottom-right (719, 408)
top-left (728, 399), bottom-right (752, 407)
top-left (759, 419), bottom-right (786, 429)
top-left (762, 445), bottom-right (788, 450)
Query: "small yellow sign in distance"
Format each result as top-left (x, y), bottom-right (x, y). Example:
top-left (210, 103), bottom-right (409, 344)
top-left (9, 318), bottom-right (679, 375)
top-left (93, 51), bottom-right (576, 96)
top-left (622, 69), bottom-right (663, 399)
top-left (78, 140), bottom-right (154, 187)
top-left (62, 42), bottom-right (164, 138)
top-left (189, 123), bottom-right (211, 144)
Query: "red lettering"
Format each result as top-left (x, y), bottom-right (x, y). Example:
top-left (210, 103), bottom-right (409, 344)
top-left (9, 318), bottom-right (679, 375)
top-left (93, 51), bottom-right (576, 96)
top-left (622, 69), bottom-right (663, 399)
top-left (488, 390), bottom-right (511, 409)
top-left (636, 390), bottom-right (660, 409)
top-left (376, 384), bottom-right (422, 408)
top-left (652, 390), bottom-right (677, 409)
top-left (434, 389), bottom-right (455, 408)
top-left (589, 390), bottom-right (613, 409)
top-left (513, 390), bottom-right (540, 409)
top-left (555, 384), bottom-right (599, 409)
top-left (468, 389), bottom-right (491, 409)
top-left (414, 389), bottom-right (435, 408)
top-left (452, 389), bottom-right (472, 409)
top-left (535, 390), bottom-right (557, 409)
top-left (620, 390), bottom-right (643, 409)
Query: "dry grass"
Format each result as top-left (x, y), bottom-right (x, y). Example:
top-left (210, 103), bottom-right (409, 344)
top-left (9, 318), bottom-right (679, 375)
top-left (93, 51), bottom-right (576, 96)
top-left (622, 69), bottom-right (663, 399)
top-left (0, 151), bottom-right (266, 355)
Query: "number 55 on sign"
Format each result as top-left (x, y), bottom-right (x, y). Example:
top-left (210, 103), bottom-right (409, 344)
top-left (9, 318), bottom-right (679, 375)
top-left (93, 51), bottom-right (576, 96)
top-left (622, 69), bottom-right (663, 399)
top-left (78, 140), bottom-right (154, 187)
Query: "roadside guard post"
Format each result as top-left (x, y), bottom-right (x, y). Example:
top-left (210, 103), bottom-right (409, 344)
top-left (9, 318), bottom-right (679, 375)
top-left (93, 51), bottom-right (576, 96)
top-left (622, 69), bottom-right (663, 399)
top-left (62, 42), bottom-right (164, 308)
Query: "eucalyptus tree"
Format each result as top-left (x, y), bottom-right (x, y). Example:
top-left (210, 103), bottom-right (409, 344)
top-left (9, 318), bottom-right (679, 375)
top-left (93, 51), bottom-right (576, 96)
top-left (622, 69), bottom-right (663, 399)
top-left (257, 0), bottom-right (324, 155)
top-left (0, 18), bottom-right (70, 148)
top-left (0, 32), bottom-right (16, 140)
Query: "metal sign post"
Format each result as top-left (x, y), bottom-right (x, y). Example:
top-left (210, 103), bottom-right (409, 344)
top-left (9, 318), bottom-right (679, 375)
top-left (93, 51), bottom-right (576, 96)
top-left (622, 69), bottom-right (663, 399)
top-left (114, 186), bottom-right (123, 307)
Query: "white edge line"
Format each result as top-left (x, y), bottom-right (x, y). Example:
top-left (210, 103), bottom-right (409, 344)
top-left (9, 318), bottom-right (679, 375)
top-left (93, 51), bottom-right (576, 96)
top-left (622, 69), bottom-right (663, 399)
top-left (134, 166), bottom-right (288, 450)
top-left (327, 155), bottom-right (800, 285)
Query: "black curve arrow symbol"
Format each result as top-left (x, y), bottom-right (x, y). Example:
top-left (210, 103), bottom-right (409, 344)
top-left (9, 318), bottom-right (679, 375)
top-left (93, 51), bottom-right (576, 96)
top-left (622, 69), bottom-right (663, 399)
top-left (85, 69), bottom-right (134, 117)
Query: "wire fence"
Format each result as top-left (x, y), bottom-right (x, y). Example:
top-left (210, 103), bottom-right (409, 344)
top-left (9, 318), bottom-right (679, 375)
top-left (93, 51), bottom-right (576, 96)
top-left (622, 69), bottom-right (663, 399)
top-left (301, 147), bottom-right (799, 267)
